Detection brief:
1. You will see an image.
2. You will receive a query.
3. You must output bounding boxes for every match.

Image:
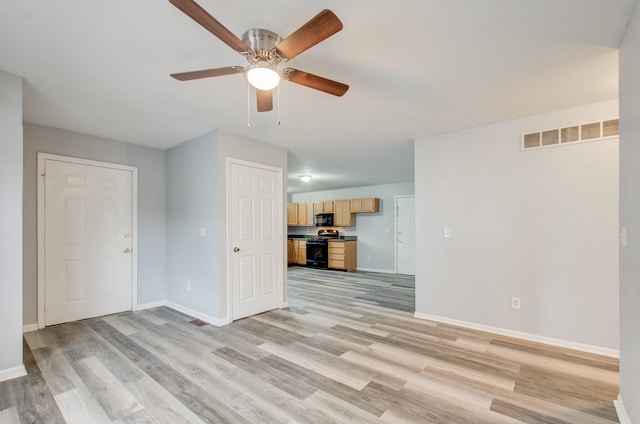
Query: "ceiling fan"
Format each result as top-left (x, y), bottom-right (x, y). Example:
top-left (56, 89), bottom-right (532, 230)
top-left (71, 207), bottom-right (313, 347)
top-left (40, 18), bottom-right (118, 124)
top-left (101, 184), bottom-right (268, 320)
top-left (169, 0), bottom-right (349, 112)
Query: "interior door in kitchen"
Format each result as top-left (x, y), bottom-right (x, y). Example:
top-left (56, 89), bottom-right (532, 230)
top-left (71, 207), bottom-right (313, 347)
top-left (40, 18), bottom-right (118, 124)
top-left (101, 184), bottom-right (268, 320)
top-left (229, 159), bottom-right (283, 320)
top-left (396, 195), bottom-right (415, 275)
top-left (38, 154), bottom-right (137, 327)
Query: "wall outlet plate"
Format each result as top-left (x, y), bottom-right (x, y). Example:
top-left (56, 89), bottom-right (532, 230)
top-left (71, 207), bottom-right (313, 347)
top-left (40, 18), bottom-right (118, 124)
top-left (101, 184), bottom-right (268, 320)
top-left (511, 297), bottom-right (521, 310)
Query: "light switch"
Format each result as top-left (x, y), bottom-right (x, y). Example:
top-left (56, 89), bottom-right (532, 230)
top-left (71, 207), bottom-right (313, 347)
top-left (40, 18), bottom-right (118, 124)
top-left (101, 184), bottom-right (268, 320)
top-left (200, 227), bottom-right (207, 237)
top-left (444, 228), bottom-right (452, 238)
top-left (621, 226), bottom-right (628, 247)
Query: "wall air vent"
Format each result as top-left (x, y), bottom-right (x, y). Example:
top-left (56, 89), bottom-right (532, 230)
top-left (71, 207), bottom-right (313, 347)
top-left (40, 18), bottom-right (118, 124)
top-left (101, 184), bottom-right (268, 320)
top-left (521, 119), bottom-right (619, 150)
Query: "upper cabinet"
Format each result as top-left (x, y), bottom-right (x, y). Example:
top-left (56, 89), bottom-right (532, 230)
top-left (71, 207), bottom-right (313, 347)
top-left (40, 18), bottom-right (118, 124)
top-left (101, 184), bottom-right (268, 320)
top-left (288, 202), bottom-right (313, 226)
top-left (350, 197), bottom-right (380, 213)
top-left (289, 198), bottom-right (380, 227)
top-left (334, 200), bottom-right (355, 226)
top-left (297, 202), bottom-right (312, 226)
top-left (313, 200), bottom-right (334, 214)
top-left (287, 203), bottom-right (298, 226)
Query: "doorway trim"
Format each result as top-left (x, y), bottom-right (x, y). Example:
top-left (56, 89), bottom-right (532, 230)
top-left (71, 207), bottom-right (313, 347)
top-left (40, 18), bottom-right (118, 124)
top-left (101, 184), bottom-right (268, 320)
top-left (225, 157), bottom-right (285, 322)
top-left (37, 153), bottom-right (138, 329)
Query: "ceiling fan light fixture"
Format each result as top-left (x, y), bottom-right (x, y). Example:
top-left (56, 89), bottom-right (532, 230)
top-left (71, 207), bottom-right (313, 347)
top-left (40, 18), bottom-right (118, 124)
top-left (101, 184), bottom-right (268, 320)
top-left (299, 175), bottom-right (312, 183)
top-left (246, 62), bottom-right (281, 90)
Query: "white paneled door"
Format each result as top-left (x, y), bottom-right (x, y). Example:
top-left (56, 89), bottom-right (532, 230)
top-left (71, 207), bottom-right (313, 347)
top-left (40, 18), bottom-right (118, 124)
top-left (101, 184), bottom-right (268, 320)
top-left (229, 160), bottom-right (283, 320)
top-left (42, 157), bottom-right (134, 326)
top-left (396, 196), bottom-right (415, 275)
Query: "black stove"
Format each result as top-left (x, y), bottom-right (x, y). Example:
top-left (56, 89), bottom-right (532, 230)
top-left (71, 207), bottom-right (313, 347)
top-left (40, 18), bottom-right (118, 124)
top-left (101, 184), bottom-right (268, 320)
top-left (306, 230), bottom-right (339, 269)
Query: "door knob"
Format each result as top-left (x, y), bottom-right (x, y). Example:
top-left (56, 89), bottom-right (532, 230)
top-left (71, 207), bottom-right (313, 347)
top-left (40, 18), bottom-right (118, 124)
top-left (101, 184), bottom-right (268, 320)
top-left (233, 247), bottom-right (240, 252)
top-left (123, 248), bottom-right (131, 253)
top-left (124, 233), bottom-right (130, 239)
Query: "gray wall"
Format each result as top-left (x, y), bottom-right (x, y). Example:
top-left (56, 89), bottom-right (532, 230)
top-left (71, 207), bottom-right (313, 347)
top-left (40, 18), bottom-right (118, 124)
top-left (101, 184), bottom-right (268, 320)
top-left (166, 131), bottom-right (221, 317)
top-left (619, 2), bottom-right (640, 420)
top-left (0, 71), bottom-right (24, 375)
top-left (414, 100), bottom-right (619, 350)
top-left (165, 129), bottom-right (288, 321)
top-left (23, 124), bottom-right (167, 325)
top-left (291, 182), bottom-right (415, 273)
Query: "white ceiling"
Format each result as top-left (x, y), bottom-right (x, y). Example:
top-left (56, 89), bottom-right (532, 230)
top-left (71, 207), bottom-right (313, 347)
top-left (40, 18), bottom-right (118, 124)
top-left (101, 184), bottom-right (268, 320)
top-left (0, 0), bottom-right (634, 193)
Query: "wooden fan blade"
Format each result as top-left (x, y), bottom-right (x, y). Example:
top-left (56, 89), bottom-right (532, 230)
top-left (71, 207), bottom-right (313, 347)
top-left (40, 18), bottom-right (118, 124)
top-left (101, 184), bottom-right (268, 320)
top-left (283, 69), bottom-right (349, 97)
top-left (256, 89), bottom-right (273, 112)
top-left (171, 66), bottom-right (244, 81)
top-left (275, 10), bottom-right (343, 60)
top-left (169, 0), bottom-right (249, 53)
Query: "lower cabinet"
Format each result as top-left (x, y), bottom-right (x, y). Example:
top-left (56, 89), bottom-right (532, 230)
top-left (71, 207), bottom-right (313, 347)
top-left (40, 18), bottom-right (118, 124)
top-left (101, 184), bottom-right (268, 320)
top-left (328, 241), bottom-right (357, 272)
top-left (298, 240), bottom-right (307, 265)
top-left (287, 240), bottom-right (296, 264)
top-left (288, 239), bottom-right (307, 265)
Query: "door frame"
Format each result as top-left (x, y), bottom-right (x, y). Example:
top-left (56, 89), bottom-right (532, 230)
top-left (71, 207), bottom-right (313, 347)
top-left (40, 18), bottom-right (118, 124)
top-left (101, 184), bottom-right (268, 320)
top-left (37, 153), bottom-right (138, 329)
top-left (394, 194), bottom-right (415, 275)
top-left (225, 157), bottom-right (285, 321)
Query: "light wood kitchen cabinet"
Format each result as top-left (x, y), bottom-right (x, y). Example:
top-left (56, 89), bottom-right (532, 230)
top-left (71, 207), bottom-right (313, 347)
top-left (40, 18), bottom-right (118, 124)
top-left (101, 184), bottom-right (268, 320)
top-left (350, 197), bottom-right (380, 213)
top-left (334, 199), bottom-right (355, 226)
top-left (287, 240), bottom-right (296, 264)
top-left (297, 203), bottom-right (312, 226)
top-left (328, 241), bottom-right (357, 271)
top-left (298, 240), bottom-right (307, 265)
top-left (287, 239), bottom-right (306, 265)
top-left (313, 200), bottom-right (334, 214)
top-left (288, 202), bottom-right (312, 226)
top-left (287, 203), bottom-right (298, 226)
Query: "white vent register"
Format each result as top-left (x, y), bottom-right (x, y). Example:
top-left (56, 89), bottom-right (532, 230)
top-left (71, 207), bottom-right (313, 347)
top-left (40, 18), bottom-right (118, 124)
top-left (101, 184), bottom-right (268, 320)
top-left (521, 119), bottom-right (619, 151)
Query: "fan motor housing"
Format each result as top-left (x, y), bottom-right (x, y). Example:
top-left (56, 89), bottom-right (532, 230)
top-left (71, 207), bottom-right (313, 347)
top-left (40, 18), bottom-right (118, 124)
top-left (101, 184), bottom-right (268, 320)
top-left (242, 29), bottom-right (283, 64)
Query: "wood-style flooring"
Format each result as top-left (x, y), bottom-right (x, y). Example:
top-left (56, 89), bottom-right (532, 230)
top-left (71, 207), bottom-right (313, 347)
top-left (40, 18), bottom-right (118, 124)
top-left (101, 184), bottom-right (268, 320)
top-left (1, 266), bottom-right (620, 423)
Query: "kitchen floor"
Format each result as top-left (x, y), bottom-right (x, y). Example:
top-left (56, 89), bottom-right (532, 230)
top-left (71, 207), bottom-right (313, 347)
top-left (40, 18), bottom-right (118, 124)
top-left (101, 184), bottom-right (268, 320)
top-left (287, 265), bottom-right (415, 313)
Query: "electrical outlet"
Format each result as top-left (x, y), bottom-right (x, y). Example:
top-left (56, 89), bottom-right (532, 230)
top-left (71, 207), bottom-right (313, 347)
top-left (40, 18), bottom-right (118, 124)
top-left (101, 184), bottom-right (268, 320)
top-left (367, 255), bottom-right (372, 261)
top-left (511, 297), bottom-right (521, 310)
top-left (186, 281), bottom-right (192, 292)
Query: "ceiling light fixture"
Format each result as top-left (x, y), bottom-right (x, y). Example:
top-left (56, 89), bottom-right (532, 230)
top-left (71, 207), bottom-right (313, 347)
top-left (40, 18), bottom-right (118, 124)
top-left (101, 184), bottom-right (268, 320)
top-left (299, 175), bottom-right (312, 183)
top-left (245, 61), bottom-right (282, 91)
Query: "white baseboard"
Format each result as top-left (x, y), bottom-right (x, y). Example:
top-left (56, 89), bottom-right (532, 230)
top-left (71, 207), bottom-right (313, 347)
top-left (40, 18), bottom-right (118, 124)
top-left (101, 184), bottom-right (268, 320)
top-left (614, 395), bottom-right (633, 424)
top-left (134, 300), bottom-right (167, 311)
top-left (0, 365), bottom-right (27, 383)
top-left (165, 301), bottom-right (230, 327)
top-left (281, 301), bottom-right (290, 309)
top-left (22, 323), bottom-right (38, 333)
top-left (356, 267), bottom-right (397, 274)
top-left (413, 312), bottom-right (620, 358)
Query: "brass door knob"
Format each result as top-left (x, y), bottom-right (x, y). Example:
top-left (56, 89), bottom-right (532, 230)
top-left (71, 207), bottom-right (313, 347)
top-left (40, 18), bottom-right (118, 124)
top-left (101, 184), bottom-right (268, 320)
top-left (123, 248), bottom-right (131, 253)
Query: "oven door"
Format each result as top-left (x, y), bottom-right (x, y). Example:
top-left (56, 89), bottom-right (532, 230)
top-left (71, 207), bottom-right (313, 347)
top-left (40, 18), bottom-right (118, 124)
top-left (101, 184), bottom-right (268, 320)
top-left (306, 240), bottom-right (328, 269)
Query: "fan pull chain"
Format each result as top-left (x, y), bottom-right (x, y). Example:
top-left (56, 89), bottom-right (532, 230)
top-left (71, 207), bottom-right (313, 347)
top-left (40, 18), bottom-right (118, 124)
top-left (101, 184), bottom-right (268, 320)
top-left (246, 81), bottom-right (251, 128)
top-left (277, 85), bottom-right (281, 126)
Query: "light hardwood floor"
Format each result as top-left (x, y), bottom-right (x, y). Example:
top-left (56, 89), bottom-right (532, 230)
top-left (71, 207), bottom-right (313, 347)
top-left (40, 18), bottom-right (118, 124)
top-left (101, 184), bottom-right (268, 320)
top-left (1, 267), bottom-right (619, 423)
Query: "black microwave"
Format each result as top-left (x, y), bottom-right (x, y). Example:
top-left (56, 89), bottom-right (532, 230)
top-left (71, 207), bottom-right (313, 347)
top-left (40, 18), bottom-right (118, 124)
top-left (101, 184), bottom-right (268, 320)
top-left (314, 213), bottom-right (334, 227)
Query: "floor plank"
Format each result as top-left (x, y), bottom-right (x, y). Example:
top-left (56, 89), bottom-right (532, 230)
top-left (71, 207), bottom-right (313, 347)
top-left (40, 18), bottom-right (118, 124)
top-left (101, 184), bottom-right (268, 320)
top-left (0, 266), bottom-right (620, 423)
